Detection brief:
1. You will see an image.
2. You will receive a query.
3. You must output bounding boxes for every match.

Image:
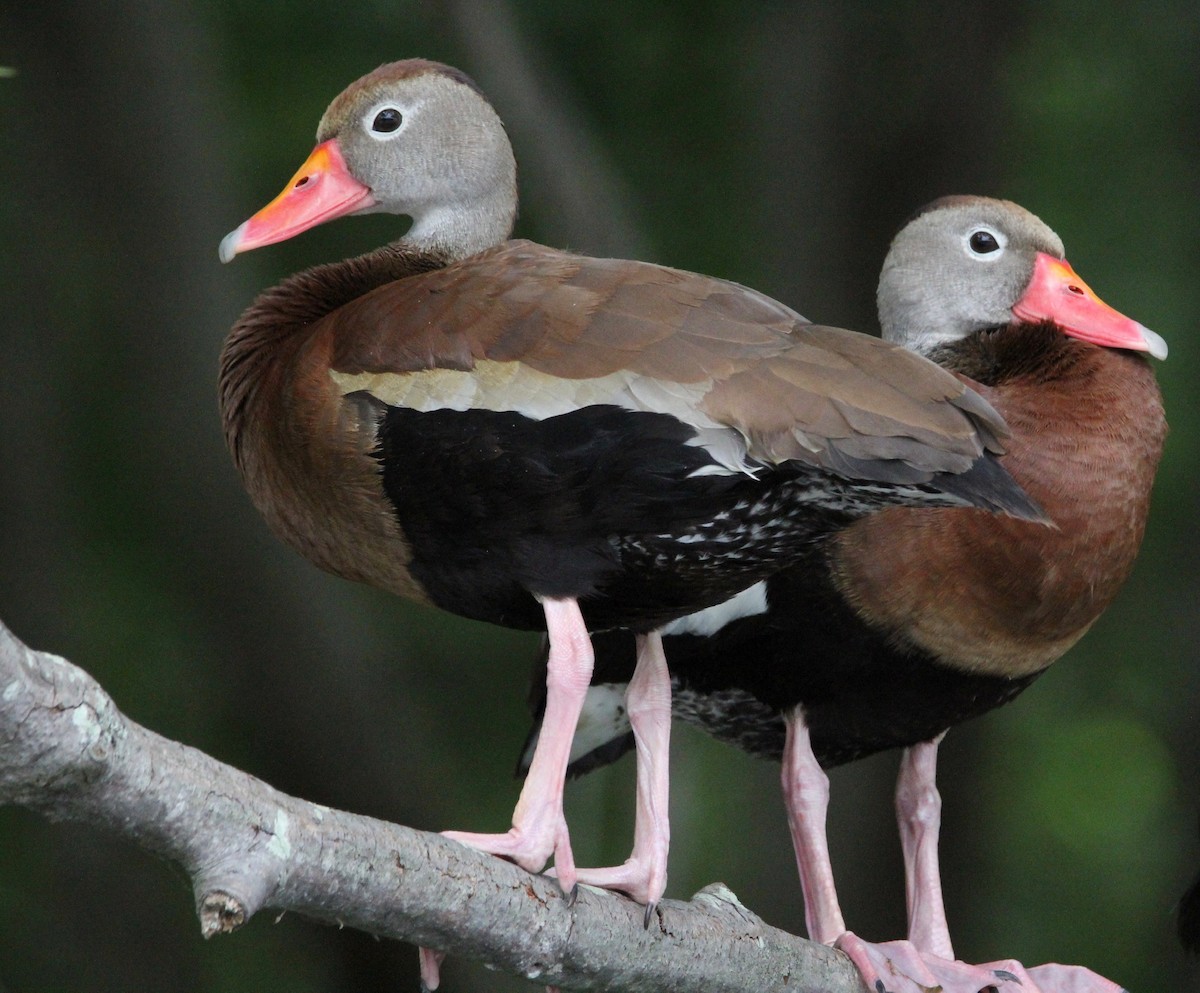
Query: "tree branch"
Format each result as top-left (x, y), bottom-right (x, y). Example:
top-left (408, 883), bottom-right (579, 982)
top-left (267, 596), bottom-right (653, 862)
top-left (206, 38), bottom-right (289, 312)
top-left (0, 618), bottom-right (865, 993)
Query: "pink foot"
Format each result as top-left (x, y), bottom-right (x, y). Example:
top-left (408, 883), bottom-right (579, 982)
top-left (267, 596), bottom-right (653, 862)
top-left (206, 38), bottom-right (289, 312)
top-left (1025, 963), bottom-right (1128, 993)
top-left (835, 933), bottom-right (1127, 993)
top-left (780, 726), bottom-right (1127, 993)
top-left (420, 599), bottom-right (592, 985)
top-left (442, 818), bottom-right (577, 894)
top-left (568, 853), bottom-right (666, 911)
top-left (553, 632), bottom-right (671, 917)
top-left (440, 597), bottom-right (591, 893)
top-left (418, 946), bottom-right (445, 991)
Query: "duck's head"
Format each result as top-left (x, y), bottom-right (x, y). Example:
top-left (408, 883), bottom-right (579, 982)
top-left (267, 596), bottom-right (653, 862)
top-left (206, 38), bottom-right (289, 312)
top-left (220, 59), bottom-right (517, 263)
top-left (878, 195), bottom-right (1166, 361)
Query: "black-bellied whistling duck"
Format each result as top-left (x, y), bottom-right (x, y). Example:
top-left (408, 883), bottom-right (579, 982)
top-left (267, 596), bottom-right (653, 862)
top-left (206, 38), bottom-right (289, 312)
top-left (217, 58), bottom-right (1044, 942)
top-left (523, 196), bottom-right (1167, 993)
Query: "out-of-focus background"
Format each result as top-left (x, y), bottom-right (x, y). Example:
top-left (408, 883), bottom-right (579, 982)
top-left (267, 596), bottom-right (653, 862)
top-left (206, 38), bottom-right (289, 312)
top-left (1, 3), bottom-right (1196, 991)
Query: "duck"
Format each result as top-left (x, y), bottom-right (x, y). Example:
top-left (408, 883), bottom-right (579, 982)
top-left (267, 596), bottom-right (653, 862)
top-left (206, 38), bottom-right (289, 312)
top-left (218, 58), bottom-right (1051, 941)
top-left (521, 196), bottom-right (1167, 993)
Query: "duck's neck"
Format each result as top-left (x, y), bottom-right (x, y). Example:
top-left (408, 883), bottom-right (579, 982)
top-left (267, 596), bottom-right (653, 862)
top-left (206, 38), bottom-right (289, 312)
top-left (929, 321), bottom-right (1111, 388)
top-left (218, 241), bottom-right (452, 475)
top-left (833, 322), bottom-right (1164, 679)
top-left (939, 322), bottom-right (1166, 538)
top-left (404, 198), bottom-right (517, 260)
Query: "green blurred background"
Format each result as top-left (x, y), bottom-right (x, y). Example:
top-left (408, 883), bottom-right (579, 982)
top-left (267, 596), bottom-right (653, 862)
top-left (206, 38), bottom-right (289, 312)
top-left (1, 2), bottom-right (1196, 990)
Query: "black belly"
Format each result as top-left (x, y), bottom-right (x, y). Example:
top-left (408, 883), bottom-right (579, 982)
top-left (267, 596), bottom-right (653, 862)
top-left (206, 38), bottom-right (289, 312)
top-left (371, 401), bottom-right (902, 633)
top-left (371, 398), bottom-right (1028, 690)
top-left (581, 549), bottom-right (1042, 769)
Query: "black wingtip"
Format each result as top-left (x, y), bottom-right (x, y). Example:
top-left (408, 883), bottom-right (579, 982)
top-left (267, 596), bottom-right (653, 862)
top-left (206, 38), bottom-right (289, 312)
top-left (934, 452), bottom-right (1047, 524)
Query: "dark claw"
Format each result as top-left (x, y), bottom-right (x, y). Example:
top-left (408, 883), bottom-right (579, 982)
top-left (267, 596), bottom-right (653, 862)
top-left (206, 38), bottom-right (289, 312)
top-left (992, 970), bottom-right (1021, 983)
top-left (563, 881), bottom-right (579, 907)
top-left (643, 901), bottom-right (657, 929)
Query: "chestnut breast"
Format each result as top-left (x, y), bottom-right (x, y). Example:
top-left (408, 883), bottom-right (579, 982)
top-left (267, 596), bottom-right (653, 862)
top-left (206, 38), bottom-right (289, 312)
top-left (220, 247), bottom-right (441, 606)
top-left (221, 239), bottom-right (1030, 625)
top-left (831, 327), bottom-right (1166, 678)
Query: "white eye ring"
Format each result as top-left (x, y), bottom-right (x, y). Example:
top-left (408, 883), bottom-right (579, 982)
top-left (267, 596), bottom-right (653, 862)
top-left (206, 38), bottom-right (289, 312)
top-left (963, 225), bottom-right (1007, 259)
top-left (362, 100), bottom-right (412, 141)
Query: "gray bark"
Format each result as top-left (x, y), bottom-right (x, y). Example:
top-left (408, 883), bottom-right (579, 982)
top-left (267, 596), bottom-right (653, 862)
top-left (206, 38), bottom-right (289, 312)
top-left (0, 617), bottom-right (866, 993)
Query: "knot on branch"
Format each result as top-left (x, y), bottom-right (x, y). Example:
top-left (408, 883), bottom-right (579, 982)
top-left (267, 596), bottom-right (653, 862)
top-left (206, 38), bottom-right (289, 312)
top-left (199, 890), bottom-right (248, 938)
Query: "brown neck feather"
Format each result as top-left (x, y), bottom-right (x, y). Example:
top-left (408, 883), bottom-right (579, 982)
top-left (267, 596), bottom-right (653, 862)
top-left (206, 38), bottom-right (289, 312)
top-left (219, 243), bottom-right (450, 473)
top-left (217, 242), bottom-right (455, 605)
top-left (833, 324), bottom-right (1166, 678)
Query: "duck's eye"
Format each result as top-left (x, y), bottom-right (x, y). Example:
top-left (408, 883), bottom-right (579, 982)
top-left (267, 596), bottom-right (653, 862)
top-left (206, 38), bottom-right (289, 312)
top-left (371, 108), bottom-right (403, 133)
top-left (968, 229), bottom-right (1001, 254)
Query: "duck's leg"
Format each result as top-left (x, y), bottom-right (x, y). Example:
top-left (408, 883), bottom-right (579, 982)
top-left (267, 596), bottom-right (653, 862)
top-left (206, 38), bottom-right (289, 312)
top-left (417, 948), bottom-right (445, 992)
top-left (422, 598), bottom-right (593, 990)
top-left (566, 630), bottom-right (672, 916)
top-left (783, 724), bottom-right (1128, 993)
top-left (442, 596), bottom-right (592, 890)
top-left (886, 738), bottom-right (1128, 992)
top-left (830, 735), bottom-right (994, 992)
top-left (781, 707), bottom-right (846, 944)
top-left (897, 734), bottom-right (953, 957)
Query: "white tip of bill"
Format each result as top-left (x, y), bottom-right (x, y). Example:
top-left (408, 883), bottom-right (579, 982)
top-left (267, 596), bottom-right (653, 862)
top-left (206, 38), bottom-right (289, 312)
top-left (218, 222), bottom-right (248, 264)
top-left (1139, 324), bottom-right (1169, 361)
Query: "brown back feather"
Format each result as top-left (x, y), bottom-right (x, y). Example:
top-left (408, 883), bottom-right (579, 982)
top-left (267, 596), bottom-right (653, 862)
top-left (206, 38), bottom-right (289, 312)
top-left (325, 240), bottom-right (1009, 480)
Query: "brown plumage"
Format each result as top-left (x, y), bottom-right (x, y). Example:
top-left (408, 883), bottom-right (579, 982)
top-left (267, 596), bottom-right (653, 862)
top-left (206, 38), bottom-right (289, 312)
top-left (221, 237), bottom-right (1029, 621)
top-left (221, 245), bottom-right (448, 604)
top-left (518, 197), bottom-right (1165, 993)
top-left (217, 64), bottom-right (1049, 950)
top-left (834, 323), bottom-right (1165, 678)
top-left (218, 59), bottom-right (1165, 992)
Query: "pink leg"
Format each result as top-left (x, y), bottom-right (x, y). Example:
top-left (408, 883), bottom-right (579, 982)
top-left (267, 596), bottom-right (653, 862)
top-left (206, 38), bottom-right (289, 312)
top-left (418, 947), bottom-right (445, 992)
top-left (781, 725), bottom-right (1130, 993)
top-left (896, 733), bottom-right (953, 957)
top-left (781, 707), bottom-right (846, 944)
top-left (421, 599), bottom-right (593, 986)
top-left (567, 631), bottom-right (672, 913)
top-left (442, 597), bottom-right (591, 890)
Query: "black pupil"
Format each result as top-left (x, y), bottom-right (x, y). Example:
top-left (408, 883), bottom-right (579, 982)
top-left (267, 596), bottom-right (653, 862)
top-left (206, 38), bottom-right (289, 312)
top-left (969, 230), bottom-right (1000, 253)
top-left (373, 108), bottom-right (402, 133)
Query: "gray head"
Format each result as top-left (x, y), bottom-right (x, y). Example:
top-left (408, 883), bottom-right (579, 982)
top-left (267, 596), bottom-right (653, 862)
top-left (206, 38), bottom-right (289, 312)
top-left (878, 196), bottom-right (1065, 354)
top-left (221, 59), bottom-right (517, 262)
top-left (878, 195), bottom-right (1165, 360)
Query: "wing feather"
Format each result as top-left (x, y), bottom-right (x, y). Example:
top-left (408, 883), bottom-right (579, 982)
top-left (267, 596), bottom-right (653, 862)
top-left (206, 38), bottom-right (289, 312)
top-left (323, 240), bottom-right (1010, 483)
